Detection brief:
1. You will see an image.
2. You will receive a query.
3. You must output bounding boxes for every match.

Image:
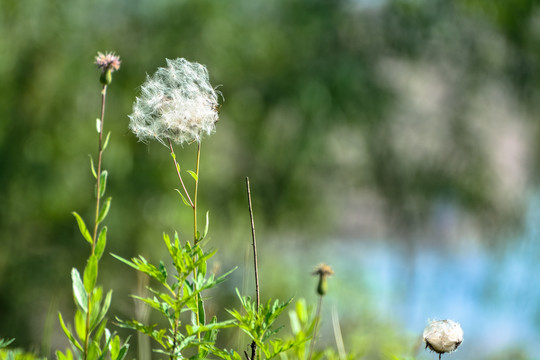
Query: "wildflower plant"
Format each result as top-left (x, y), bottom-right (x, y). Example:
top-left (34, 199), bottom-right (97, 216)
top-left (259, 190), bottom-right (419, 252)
top-left (114, 58), bottom-right (233, 359)
top-left (57, 52), bottom-right (129, 360)
top-left (116, 58), bottom-right (329, 360)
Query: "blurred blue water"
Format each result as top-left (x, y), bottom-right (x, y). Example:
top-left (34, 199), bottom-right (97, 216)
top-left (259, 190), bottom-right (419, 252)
top-left (299, 196), bottom-right (540, 359)
top-left (342, 196), bottom-right (540, 359)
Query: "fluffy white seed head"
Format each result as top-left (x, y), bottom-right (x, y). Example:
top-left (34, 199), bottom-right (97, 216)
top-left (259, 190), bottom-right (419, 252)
top-left (129, 58), bottom-right (220, 146)
top-left (423, 319), bottom-right (463, 356)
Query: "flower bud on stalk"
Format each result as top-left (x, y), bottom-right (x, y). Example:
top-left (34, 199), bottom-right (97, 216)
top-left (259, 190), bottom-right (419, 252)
top-left (95, 52), bottom-right (121, 85)
top-left (312, 263), bottom-right (334, 296)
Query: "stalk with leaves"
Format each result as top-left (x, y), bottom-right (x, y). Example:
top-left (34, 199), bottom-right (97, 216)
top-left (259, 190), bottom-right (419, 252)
top-left (57, 52), bottom-right (129, 360)
top-left (115, 58), bottom-right (235, 360)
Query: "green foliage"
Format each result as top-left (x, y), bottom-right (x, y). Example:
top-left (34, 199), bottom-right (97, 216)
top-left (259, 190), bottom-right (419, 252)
top-left (113, 232), bottom-right (235, 359)
top-left (0, 348), bottom-right (44, 360)
top-left (56, 60), bottom-right (129, 360)
top-left (0, 339), bottom-right (43, 360)
top-left (0, 339), bottom-right (15, 351)
top-left (226, 290), bottom-right (303, 359)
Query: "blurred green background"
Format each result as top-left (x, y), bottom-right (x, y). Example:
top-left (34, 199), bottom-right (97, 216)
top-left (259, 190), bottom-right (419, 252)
top-left (2, 0), bottom-right (540, 359)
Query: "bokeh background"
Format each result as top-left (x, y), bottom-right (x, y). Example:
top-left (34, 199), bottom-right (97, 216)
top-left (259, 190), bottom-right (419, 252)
top-left (1, 0), bottom-right (540, 359)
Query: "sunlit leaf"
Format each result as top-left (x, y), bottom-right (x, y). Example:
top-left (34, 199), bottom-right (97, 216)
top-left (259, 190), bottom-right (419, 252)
top-left (175, 189), bottom-right (192, 207)
top-left (72, 212), bottom-right (92, 245)
top-left (83, 255), bottom-right (98, 293)
top-left (98, 171), bottom-right (108, 198)
top-left (187, 170), bottom-right (198, 181)
top-left (71, 268), bottom-right (88, 313)
top-left (103, 131), bottom-right (111, 151)
top-left (95, 226), bottom-right (107, 261)
top-left (97, 197), bottom-right (112, 224)
top-left (89, 155), bottom-right (97, 179)
top-left (58, 312), bottom-right (83, 352)
top-left (74, 310), bottom-right (86, 342)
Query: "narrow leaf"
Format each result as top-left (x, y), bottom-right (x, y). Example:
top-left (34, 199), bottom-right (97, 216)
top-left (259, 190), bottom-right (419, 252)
top-left (74, 310), bottom-right (86, 342)
top-left (92, 290), bottom-right (112, 330)
top-left (203, 211), bottom-right (210, 240)
top-left (98, 170), bottom-right (108, 198)
top-left (71, 268), bottom-right (88, 313)
top-left (198, 294), bottom-right (206, 326)
top-left (88, 340), bottom-right (101, 360)
top-left (187, 170), bottom-right (198, 181)
top-left (83, 255), bottom-right (98, 293)
top-left (114, 344), bottom-right (129, 360)
top-left (175, 189), bottom-right (191, 207)
top-left (97, 197), bottom-right (112, 224)
top-left (96, 118), bottom-right (102, 133)
top-left (95, 226), bottom-right (107, 260)
top-left (89, 155), bottom-right (97, 179)
top-left (103, 131), bottom-right (111, 151)
top-left (0, 338), bottom-right (15, 349)
top-left (58, 312), bottom-right (83, 352)
top-left (72, 212), bottom-right (92, 245)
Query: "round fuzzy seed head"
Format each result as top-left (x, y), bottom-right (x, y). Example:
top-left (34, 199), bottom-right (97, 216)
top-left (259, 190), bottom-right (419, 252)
top-left (423, 319), bottom-right (463, 356)
top-left (128, 58), bottom-right (220, 146)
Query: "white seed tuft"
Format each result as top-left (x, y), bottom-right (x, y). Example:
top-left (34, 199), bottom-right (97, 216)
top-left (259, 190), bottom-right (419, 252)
top-left (423, 319), bottom-right (463, 358)
top-left (128, 58), bottom-right (220, 146)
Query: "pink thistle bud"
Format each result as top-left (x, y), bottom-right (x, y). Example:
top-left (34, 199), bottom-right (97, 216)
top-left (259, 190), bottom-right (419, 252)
top-left (95, 52), bottom-right (121, 85)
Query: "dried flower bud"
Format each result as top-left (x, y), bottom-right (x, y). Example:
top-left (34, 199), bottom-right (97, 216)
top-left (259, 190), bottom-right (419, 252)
top-left (128, 58), bottom-right (220, 146)
top-left (312, 263), bottom-right (334, 296)
top-left (423, 319), bottom-right (463, 359)
top-left (95, 52), bottom-right (121, 85)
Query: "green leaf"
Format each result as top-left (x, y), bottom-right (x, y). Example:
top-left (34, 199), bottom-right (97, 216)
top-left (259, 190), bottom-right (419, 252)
top-left (72, 212), bottom-right (93, 245)
top-left (97, 197), bottom-right (112, 224)
top-left (187, 170), bottom-right (198, 181)
top-left (114, 344), bottom-right (129, 360)
top-left (103, 131), bottom-right (111, 151)
top-left (74, 310), bottom-right (86, 342)
top-left (71, 268), bottom-right (88, 313)
top-left (175, 189), bottom-right (192, 207)
top-left (83, 255), bottom-right (98, 293)
top-left (98, 171), bottom-right (108, 198)
top-left (95, 227), bottom-right (107, 260)
top-left (198, 294), bottom-right (206, 326)
top-left (0, 338), bottom-right (15, 349)
top-left (58, 312), bottom-right (83, 352)
top-left (96, 118), bottom-right (102, 133)
top-left (92, 292), bottom-right (111, 331)
top-left (89, 155), bottom-right (97, 179)
top-left (90, 306), bottom-right (112, 343)
top-left (110, 335), bottom-right (120, 360)
top-left (203, 211), bottom-right (210, 240)
top-left (88, 339), bottom-right (101, 360)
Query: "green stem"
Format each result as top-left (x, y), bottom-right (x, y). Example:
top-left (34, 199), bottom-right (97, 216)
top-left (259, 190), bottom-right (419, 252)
top-left (168, 139), bottom-right (194, 209)
top-left (193, 142), bottom-right (202, 350)
top-left (193, 142), bottom-right (201, 244)
top-left (308, 295), bottom-right (324, 360)
top-left (84, 83), bottom-right (107, 360)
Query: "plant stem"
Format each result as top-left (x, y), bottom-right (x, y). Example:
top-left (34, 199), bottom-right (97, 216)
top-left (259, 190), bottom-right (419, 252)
top-left (168, 139), bottom-right (194, 209)
top-left (193, 142), bottom-right (202, 351)
top-left (246, 177), bottom-right (260, 360)
top-left (84, 83), bottom-right (107, 360)
top-left (167, 140), bottom-right (203, 354)
top-left (308, 295), bottom-right (324, 360)
top-left (193, 142), bottom-right (201, 244)
top-left (91, 84), bottom-right (107, 254)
